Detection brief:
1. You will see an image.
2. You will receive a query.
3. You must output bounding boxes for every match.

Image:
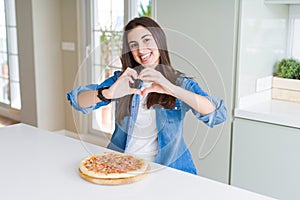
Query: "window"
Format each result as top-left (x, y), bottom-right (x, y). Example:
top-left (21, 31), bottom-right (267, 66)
top-left (0, 0), bottom-right (21, 110)
top-left (90, 0), bottom-right (124, 134)
top-left (89, 0), bottom-right (153, 135)
top-left (288, 5), bottom-right (300, 60)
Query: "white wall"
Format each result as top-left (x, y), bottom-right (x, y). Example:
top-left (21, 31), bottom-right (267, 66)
top-left (31, 0), bottom-right (65, 130)
top-left (61, 0), bottom-right (79, 133)
top-left (236, 0), bottom-right (288, 106)
top-left (156, 0), bottom-right (238, 183)
top-left (14, 0), bottom-right (79, 131)
top-left (15, 0), bottom-right (37, 126)
top-left (14, 0), bottom-right (65, 130)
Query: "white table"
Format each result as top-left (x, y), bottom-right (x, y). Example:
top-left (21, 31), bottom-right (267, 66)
top-left (0, 124), bottom-right (275, 200)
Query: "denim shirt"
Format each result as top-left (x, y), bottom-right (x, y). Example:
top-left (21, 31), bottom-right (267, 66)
top-left (67, 71), bottom-right (227, 175)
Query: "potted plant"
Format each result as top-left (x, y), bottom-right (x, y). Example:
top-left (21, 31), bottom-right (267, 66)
top-left (272, 58), bottom-right (300, 103)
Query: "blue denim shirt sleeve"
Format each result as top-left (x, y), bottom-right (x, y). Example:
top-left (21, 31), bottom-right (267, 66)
top-left (66, 84), bottom-right (99, 114)
top-left (66, 71), bottom-right (121, 114)
top-left (193, 96), bottom-right (227, 128)
top-left (179, 76), bottom-right (227, 128)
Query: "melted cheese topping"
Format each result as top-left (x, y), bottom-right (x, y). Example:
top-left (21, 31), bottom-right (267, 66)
top-left (79, 152), bottom-right (148, 179)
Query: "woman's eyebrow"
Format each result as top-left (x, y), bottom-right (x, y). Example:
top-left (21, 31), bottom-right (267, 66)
top-left (141, 34), bottom-right (152, 39)
top-left (128, 40), bottom-right (137, 44)
top-left (129, 34), bottom-right (153, 43)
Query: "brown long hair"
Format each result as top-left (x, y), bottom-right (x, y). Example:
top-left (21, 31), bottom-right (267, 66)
top-left (116, 17), bottom-right (180, 124)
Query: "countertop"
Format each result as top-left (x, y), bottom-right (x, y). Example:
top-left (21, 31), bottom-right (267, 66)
top-left (0, 123), bottom-right (275, 200)
top-left (235, 99), bottom-right (300, 129)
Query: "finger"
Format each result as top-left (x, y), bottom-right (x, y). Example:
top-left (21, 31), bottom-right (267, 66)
top-left (138, 69), bottom-right (151, 79)
top-left (131, 88), bottom-right (142, 95)
top-left (141, 88), bottom-right (149, 96)
top-left (128, 76), bottom-right (135, 84)
top-left (138, 67), bottom-right (150, 76)
top-left (126, 68), bottom-right (138, 79)
top-left (141, 87), bottom-right (158, 96)
top-left (141, 86), bottom-right (156, 95)
top-left (139, 75), bottom-right (158, 83)
top-left (139, 69), bottom-right (160, 80)
top-left (122, 68), bottom-right (133, 77)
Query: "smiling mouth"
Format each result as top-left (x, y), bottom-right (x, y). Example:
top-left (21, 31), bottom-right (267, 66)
top-left (140, 53), bottom-right (151, 62)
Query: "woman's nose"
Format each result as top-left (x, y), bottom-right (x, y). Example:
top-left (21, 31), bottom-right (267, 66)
top-left (138, 42), bottom-right (147, 53)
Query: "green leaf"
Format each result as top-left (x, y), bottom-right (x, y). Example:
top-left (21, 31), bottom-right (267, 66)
top-left (276, 58), bottom-right (300, 80)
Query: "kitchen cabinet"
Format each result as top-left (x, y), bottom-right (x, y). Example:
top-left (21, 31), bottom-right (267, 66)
top-left (231, 118), bottom-right (300, 200)
top-left (232, 1), bottom-right (300, 199)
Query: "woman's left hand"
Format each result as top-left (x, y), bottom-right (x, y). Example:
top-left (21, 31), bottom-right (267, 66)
top-left (139, 67), bottom-right (216, 115)
top-left (138, 68), bottom-right (175, 96)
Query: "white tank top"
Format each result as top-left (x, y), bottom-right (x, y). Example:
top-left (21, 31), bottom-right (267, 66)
top-left (125, 82), bottom-right (158, 162)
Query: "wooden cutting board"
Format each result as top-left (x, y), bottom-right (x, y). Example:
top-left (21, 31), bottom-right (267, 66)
top-left (78, 164), bottom-right (150, 185)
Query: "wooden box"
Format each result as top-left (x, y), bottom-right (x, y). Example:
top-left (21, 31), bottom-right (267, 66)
top-left (272, 77), bottom-right (300, 103)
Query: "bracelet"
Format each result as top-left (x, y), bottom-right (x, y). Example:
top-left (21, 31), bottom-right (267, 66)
top-left (97, 86), bottom-right (111, 102)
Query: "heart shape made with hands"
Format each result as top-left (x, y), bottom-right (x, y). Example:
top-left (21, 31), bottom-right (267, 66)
top-left (129, 65), bottom-right (144, 89)
top-left (129, 78), bottom-right (143, 89)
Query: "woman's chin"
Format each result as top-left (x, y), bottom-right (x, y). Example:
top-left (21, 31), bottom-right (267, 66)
top-left (141, 62), bottom-right (157, 68)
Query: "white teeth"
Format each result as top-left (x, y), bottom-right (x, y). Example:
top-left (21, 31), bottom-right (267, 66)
top-left (141, 53), bottom-right (151, 61)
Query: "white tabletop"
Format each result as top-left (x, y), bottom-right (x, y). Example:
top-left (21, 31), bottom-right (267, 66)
top-left (0, 124), bottom-right (275, 200)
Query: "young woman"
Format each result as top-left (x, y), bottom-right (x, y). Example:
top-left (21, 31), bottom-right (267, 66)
top-left (67, 17), bottom-right (227, 175)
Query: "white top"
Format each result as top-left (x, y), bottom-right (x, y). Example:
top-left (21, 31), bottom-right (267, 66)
top-left (0, 124), bottom-right (276, 200)
top-left (125, 82), bottom-right (158, 162)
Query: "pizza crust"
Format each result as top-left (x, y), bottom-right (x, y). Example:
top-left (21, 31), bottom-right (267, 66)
top-left (78, 164), bottom-right (150, 185)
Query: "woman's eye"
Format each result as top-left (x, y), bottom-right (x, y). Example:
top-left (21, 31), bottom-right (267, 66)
top-left (130, 43), bottom-right (138, 49)
top-left (144, 38), bottom-right (151, 43)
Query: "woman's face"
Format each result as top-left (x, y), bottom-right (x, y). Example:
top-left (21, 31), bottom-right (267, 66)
top-left (127, 25), bottom-right (160, 68)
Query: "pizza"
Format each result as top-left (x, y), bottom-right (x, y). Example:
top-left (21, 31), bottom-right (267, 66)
top-left (78, 152), bottom-right (150, 184)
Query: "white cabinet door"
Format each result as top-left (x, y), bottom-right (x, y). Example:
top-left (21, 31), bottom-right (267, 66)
top-left (231, 118), bottom-right (300, 200)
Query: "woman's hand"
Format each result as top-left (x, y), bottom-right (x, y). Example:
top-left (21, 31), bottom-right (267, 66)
top-left (138, 67), bottom-right (215, 115)
top-left (138, 68), bottom-right (175, 96)
top-left (103, 68), bottom-right (142, 99)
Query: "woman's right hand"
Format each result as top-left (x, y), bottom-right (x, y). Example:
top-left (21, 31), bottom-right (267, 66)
top-left (103, 68), bottom-right (142, 99)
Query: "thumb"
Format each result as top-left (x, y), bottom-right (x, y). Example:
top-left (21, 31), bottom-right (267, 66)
top-left (141, 87), bottom-right (153, 96)
top-left (132, 88), bottom-right (142, 95)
